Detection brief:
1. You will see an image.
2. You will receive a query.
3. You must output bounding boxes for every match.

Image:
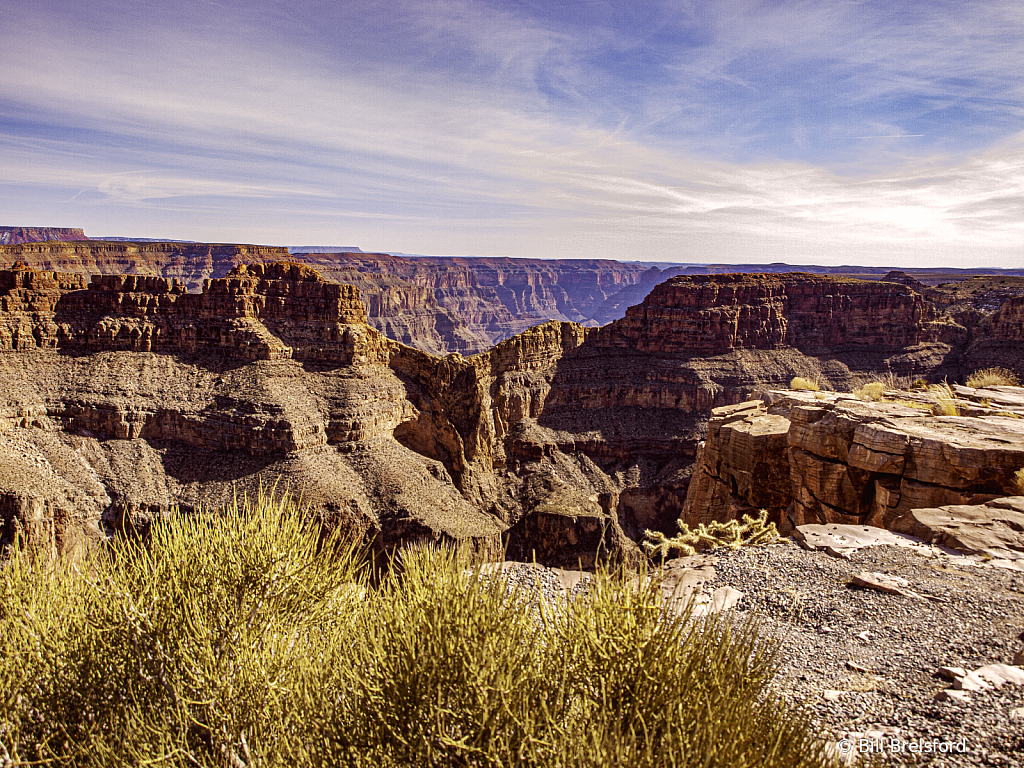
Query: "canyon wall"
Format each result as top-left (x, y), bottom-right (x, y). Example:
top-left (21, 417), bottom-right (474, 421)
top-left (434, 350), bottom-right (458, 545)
top-left (0, 227), bottom-right (89, 245)
top-left (0, 241), bottom-right (289, 294)
top-left (1, 243), bottom-right (665, 355)
top-left (2, 264), bottom-right (1019, 566)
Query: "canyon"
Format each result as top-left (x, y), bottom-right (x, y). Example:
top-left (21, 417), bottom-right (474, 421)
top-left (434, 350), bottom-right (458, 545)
top-left (3, 256), bottom-right (1023, 568)
top-left (7, 236), bottom-right (1024, 360)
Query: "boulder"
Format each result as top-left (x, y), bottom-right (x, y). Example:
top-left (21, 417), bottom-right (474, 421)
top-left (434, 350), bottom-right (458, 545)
top-left (892, 497), bottom-right (1024, 561)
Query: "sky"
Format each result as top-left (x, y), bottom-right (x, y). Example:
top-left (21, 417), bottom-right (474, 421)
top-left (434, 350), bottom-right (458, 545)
top-left (1, 1), bottom-right (1022, 266)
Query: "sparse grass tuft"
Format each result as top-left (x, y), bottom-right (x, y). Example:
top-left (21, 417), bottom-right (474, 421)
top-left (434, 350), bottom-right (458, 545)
top-left (1011, 468), bottom-right (1024, 496)
top-left (0, 492), bottom-right (835, 768)
top-left (909, 378), bottom-right (928, 391)
top-left (928, 382), bottom-right (961, 416)
top-left (790, 376), bottom-right (820, 391)
top-left (853, 382), bottom-right (886, 401)
top-left (966, 367), bottom-right (1021, 388)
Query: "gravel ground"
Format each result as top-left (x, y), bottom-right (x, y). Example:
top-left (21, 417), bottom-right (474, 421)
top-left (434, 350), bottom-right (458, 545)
top-left (705, 539), bottom-right (1024, 767)
top-left (490, 540), bottom-right (1023, 766)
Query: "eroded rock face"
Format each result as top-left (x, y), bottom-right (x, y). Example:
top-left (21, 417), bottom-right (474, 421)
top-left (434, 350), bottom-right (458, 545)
top-left (601, 272), bottom-right (962, 355)
top-left (684, 389), bottom-right (1024, 534)
top-left (891, 497), bottom-right (1024, 561)
top-left (0, 241), bottom-right (289, 293)
top-left (2, 264), bottom-right (1009, 566)
top-left (0, 227), bottom-right (88, 245)
top-left (2, 245), bottom-right (669, 356)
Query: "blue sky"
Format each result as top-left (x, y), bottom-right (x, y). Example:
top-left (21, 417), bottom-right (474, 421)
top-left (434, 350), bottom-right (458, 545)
top-left (1, 0), bottom-right (1022, 265)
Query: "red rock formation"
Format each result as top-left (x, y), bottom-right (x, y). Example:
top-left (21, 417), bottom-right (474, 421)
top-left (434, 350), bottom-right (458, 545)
top-left (0, 240), bottom-right (288, 292)
top-left (683, 389), bottom-right (1024, 533)
top-left (600, 272), bottom-right (948, 354)
top-left (0, 227), bottom-right (88, 245)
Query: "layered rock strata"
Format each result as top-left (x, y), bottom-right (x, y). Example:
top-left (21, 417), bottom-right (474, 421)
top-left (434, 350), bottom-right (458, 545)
top-left (0, 227), bottom-right (89, 245)
top-left (3, 265), bottom-right (1013, 567)
top-left (683, 387), bottom-right (1024, 536)
top-left (0, 241), bottom-right (288, 293)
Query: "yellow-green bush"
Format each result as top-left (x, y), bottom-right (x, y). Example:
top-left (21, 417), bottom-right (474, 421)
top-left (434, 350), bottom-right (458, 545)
top-left (853, 382), bottom-right (885, 401)
top-left (0, 493), bottom-right (835, 768)
top-left (966, 367), bottom-right (1021, 388)
top-left (789, 376), bottom-right (820, 391)
top-left (1012, 468), bottom-right (1024, 496)
top-left (643, 509), bottom-right (779, 560)
top-left (928, 382), bottom-right (961, 416)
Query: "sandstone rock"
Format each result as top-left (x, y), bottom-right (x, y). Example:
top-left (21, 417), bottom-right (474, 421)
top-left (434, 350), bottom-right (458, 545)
top-left (935, 689), bottom-right (972, 703)
top-left (891, 498), bottom-right (1024, 561)
top-left (794, 524), bottom-right (931, 558)
top-left (0, 227), bottom-right (88, 245)
top-left (688, 586), bottom-right (744, 617)
top-left (938, 666), bottom-right (967, 681)
top-left (679, 400), bottom-right (791, 528)
top-left (954, 664), bottom-right (1024, 691)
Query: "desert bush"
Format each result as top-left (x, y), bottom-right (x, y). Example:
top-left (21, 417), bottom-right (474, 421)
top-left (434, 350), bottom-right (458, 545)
top-left (790, 376), bottom-right (820, 391)
top-left (643, 509), bottom-right (779, 560)
top-left (928, 382), bottom-right (961, 416)
top-left (853, 382), bottom-right (886, 401)
top-left (966, 367), bottom-right (1021, 388)
top-left (0, 493), bottom-right (834, 768)
top-left (1012, 468), bottom-right (1024, 496)
top-left (909, 378), bottom-right (928, 391)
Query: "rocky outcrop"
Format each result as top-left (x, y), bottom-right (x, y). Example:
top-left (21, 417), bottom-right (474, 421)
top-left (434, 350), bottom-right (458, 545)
top-left (0, 262), bottom-right (507, 559)
top-left (0, 240), bottom-right (289, 293)
top-left (892, 496), bottom-right (1024, 562)
top-left (600, 272), bottom-right (963, 354)
top-left (965, 296), bottom-right (1024, 377)
top-left (4, 263), bottom-right (1012, 567)
top-left (0, 227), bottom-right (88, 245)
top-left (683, 387), bottom-right (1024, 535)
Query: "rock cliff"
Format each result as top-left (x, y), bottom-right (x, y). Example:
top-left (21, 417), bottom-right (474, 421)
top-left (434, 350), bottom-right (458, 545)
top-left (0, 241), bottom-right (289, 293)
top-left (3, 264), bottom-right (1016, 568)
top-left (2, 244), bottom-right (663, 355)
top-left (0, 227), bottom-right (89, 245)
top-left (682, 386), bottom-right (1024, 536)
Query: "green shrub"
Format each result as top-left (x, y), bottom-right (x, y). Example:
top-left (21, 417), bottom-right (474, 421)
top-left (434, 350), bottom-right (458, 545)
top-left (643, 509), bottom-right (779, 560)
top-left (0, 493), bottom-right (834, 768)
top-left (966, 367), bottom-right (1021, 388)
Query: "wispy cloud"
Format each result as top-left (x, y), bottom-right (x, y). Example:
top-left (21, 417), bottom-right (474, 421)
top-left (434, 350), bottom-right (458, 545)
top-left (0, 0), bottom-right (1020, 265)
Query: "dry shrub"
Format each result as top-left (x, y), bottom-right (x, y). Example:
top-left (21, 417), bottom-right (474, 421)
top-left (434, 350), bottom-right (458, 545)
top-left (0, 492), bottom-right (836, 768)
top-left (644, 509), bottom-right (779, 560)
top-left (1012, 468), bottom-right (1024, 496)
top-left (928, 382), bottom-right (961, 416)
top-left (790, 376), bottom-right (820, 391)
top-left (853, 382), bottom-right (886, 401)
top-left (966, 367), bottom-right (1021, 388)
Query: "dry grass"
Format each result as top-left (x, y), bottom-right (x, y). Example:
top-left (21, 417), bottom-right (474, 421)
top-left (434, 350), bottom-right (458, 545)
top-left (1012, 468), bottom-right (1024, 496)
top-left (853, 382), bottom-right (885, 401)
top-left (0, 492), bottom-right (836, 768)
top-left (966, 367), bottom-right (1020, 388)
top-left (790, 376), bottom-right (821, 391)
top-left (927, 382), bottom-right (961, 416)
